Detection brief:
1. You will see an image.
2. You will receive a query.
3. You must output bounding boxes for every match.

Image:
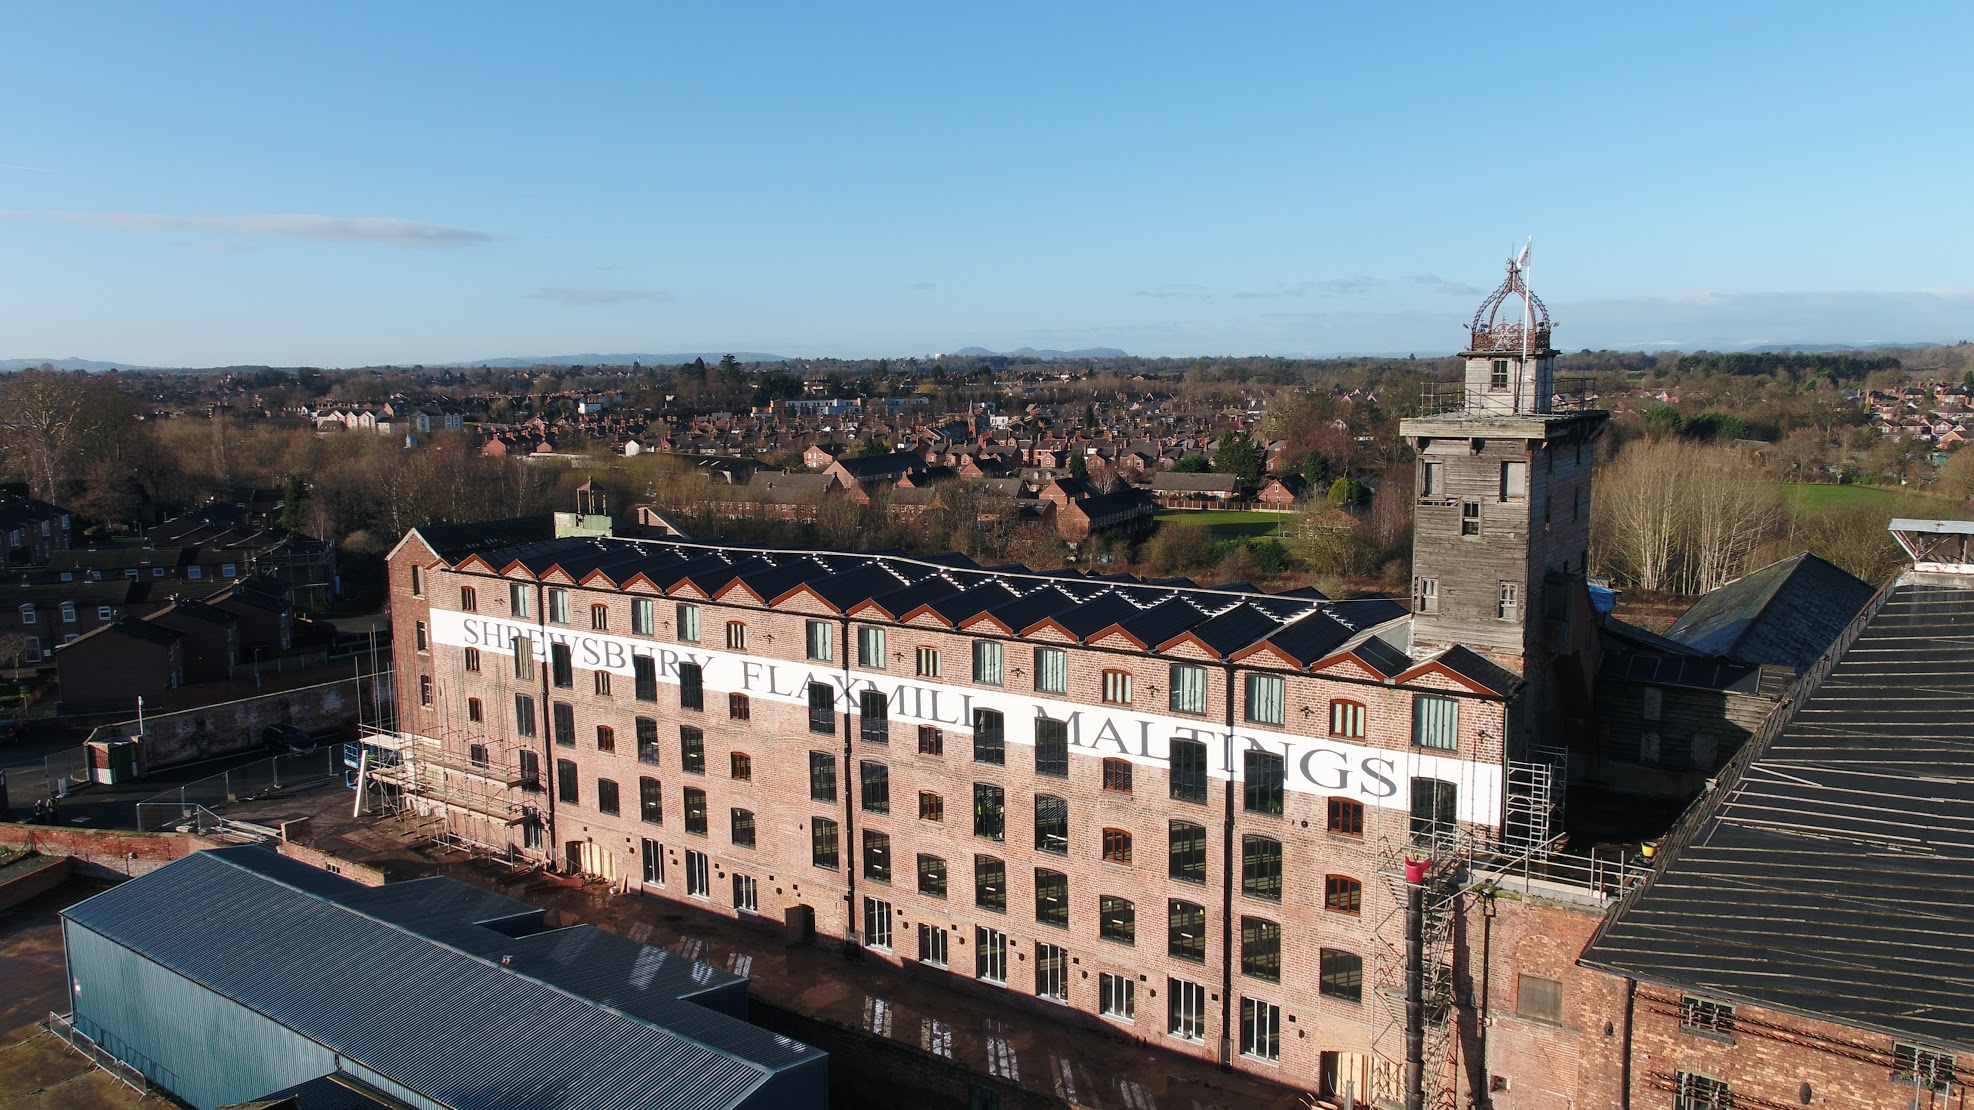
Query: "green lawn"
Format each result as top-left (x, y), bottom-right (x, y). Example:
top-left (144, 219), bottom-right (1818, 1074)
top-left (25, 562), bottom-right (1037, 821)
top-left (1781, 483), bottom-right (1945, 517)
top-left (1153, 508), bottom-right (1288, 539)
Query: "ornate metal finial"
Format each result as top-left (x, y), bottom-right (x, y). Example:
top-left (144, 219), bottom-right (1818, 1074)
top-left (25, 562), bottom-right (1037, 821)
top-left (1466, 250), bottom-right (1552, 354)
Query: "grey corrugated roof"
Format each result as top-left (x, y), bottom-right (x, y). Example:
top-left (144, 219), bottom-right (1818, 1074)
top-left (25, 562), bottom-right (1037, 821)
top-left (1664, 552), bottom-right (1877, 672)
top-left (64, 847), bottom-right (821, 1110)
top-left (1582, 580), bottom-right (1974, 1053)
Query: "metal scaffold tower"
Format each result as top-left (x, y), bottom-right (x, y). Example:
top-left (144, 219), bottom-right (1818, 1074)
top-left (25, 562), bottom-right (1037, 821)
top-left (1368, 842), bottom-right (1464, 1110)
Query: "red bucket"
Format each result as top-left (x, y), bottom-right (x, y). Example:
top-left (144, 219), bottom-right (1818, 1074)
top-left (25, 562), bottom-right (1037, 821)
top-left (1403, 857), bottom-right (1429, 884)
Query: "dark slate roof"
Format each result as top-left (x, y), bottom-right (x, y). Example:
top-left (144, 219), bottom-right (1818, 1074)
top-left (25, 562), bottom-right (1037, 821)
top-left (1581, 580), bottom-right (1974, 1053)
top-left (63, 846), bottom-right (822, 1110)
top-left (69, 615), bottom-right (182, 649)
top-left (1599, 652), bottom-right (1759, 692)
top-left (438, 534), bottom-right (1421, 670)
top-left (1663, 552), bottom-right (1877, 672)
top-left (830, 452), bottom-right (924, 481)
top-left (1426, 645), bottom-right (1521, 697)
top-left (1150, 472), bottom-right (1241, 492)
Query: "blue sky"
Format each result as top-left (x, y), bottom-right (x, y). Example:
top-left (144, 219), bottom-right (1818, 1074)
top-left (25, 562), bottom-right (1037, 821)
top-left (4, 2), bottom-right (1970, 366)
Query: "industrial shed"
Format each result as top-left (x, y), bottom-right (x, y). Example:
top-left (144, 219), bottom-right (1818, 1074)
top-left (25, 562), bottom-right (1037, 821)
top-left (59, 846), bottom-right (826, 1110)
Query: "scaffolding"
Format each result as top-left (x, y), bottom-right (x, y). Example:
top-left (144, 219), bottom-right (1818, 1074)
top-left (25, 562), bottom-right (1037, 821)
top-left (353, 639), bottom-right (540, 857)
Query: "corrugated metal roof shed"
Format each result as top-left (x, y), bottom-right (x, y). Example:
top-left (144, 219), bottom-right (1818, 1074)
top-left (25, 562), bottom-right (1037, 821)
top-left (63, 846), bottom-right (822, 1110)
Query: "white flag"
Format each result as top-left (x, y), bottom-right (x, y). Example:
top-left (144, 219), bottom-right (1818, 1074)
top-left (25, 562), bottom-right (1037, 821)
top-left (1516, 237), bottom-right (1532, 270)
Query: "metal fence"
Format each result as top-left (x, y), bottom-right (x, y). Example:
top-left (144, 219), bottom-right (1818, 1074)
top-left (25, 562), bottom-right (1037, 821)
top-left (0, 746), bottom-right (92, 819)
top-left (131, 747), bottom-right (343, 831)
top-left (47, 1011), bottom-right (177, 1097)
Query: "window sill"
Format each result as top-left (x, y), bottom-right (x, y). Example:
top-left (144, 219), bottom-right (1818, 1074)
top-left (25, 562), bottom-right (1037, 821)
top-left (1678, 1026), bottom-right (1735, 1045)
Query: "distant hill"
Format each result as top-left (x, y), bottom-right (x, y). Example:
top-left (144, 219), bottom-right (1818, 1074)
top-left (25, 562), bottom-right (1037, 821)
top-left (0, 357), bottom-right (159, 372)
top-left (945, 346), bottom-right (1129, 360)
top-left (446, 352), bottom-right (792, 368)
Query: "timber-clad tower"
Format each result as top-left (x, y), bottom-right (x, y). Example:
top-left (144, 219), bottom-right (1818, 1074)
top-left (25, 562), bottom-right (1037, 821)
top-left (1399, 252), bottom-right (1608, 753)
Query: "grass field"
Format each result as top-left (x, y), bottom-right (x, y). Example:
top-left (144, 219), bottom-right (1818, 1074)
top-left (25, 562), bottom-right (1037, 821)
top-left (1781, 483), bottom-right (1945, 517)
top-left (1153, 508), bottom-right (1289, 539)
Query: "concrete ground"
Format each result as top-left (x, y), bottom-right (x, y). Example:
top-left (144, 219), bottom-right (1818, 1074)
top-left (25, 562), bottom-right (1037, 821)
top-left (0, 882), bottom-right (155, 1109)
top-left (414, 852), bottom-right (1309, 1110)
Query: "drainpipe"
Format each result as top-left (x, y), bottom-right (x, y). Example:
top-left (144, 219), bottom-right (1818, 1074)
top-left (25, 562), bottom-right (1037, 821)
top-left (839, 615), bottom-right (856, 946)
top-left (534, 582), bottom-right (555, 869)
top-left (1619, 976), bottom-right (1636, 1110)
top-left (1218, 663), bottom-right (1237, 1071)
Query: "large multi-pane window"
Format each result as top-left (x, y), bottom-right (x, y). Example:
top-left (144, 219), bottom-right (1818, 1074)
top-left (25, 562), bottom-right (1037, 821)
top-left (862, 831), bottom-right (891, 883)
top-left (680, 726), bottom-right (705, 774)
top-left (917, 725), bottom-right (944, 756)
top-left (1170, 820), bottom-right (1207, 884)
top-left (1034, 717), bottom-right (1068, 777)
top-left (1411, 777), bottom-right (1459, 842)
top-left (863, 897), bottom-right (892, 949)
top-left (640, 838), bottom-right (662, 884)
top-left (1414, 693), bottom-right (1460, 750)
top-left (1099, 896), bottom-right (1135, 944)
top-left (1169, 900), bottom-right (1207, 962)
top-left (974, 855), bottom-right (1006, 912)
top-left (1169, 663), bottom-right (1208, 715)
top-left (556, 759), bottom-right (578, 804)
top-left (1240, 998), bottom-right (1281, 1062)
top-left (1034, 795), bottom-right (1069, 855)
top-left (1319, 948), bottom-right (1364, 1001)
top-left (860, 761), bottom-right (890, 814)
top-left (859, 690), bottom-right (889, 744)
top-left (730, 808), bottom-right (755, 848)
top-left (1035, 943), bottom-right (1068, 1002)
top-left (809, 751), bottom-right (837, 802)
top-left (811, 817), bottom-right (839, 869)
top-left (1099, 973), bottom-right (1135, 1021)
top-left (1034, 868), bottom-right (1068, 927)
top-left (1244, 674), bottom-right (1286, 726)
top-left (552, 701), bottom-right (576, 747)
top-left (551, 642), bottom-right (573, 688)
top-left (1242, 836), bottom-right (1283, 901)
top-left (596, 779), bottom-right (620, 816)
top-left (857, 625), bottom-right (886, 668)
top-left (918, 791), bottom-right (944, 821)
top-left (1170, 739), bottom-right (1208, 804)
top-left (917, 854), bottom-right (947, 898)
top-left (1101, 827), bottom-right (1132, 864)
top-left (975, 927), bottom-right (1007, 983)
top-left (631, 597), bottom-right (654, 635)
top-left (1243, 750), bottom-right (1284, 815)
top-left (1325, 875), bottom-right (1363, 915)
top-left (633, 654), bottom-right (657, 701)
top-left (1101, 670), bottom-right (1132, 705)
top-left (1102, 759), bottom-right (1133, 794)
top-left (639, 777), bottom-right (663, 824)
top-left (918, 924), bottom-right (949, 967)
top-left (1169, 978), bottom-right (1207, 1041)
top-left (732, 873), bottom-right (757, 912)
top-left (509, 583), bottom-right (533, 618)
top-left (678, 662), bottom-right (703, 711)
top-left (972, 709), bottom-right (1005, 764)
top-left (1329, 796), bottom-right (1365, 836)
top-left (513, 637), bottom-right (535, 681)
top-left (1240, 917), bottom-right (1281, 981)
top-left (972, 640), bottom-right (1002, 685)
top-left (973, 784), bottom-right (1005, 841)
top-left (636, 717), bottom-right (660, 764)
top-left (808, 682), bottom-right (835, 734)
top-left (685, 850), bottom-right (709, 897)
top-left (675, 603), bottom-right (700, 643)
top-left (806, 619), bottom-right (833, 661)
top-left (513, 694), bottom-right (537, 738)
top-left (1674, 1073), bottom-right (1731, 1110)
top-left (683, 787), bottom-right (707, 835)
top-left (1034, 646), bottom-right (1067, 694)
top-left (546, 587), bottom-right (569, 625)
top-left (1330, 699), bottom-right (1367, 739)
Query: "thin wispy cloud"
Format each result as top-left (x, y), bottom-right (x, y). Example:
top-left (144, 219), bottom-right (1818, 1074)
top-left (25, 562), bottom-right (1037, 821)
top-left (173, 240), bottom-right (256, 254)
top-left (911, 281), bottom-right (937, 291)
top-left (1412, 274), bottom-right (1483, 296)
top-left (0, 209), bottom-right (495, 248)
top-left (1136, 283), bottom-right (1212, 301)
top-left (530, 287), bottom-right (674, 306)
top-left (1233, 278), bottom-right (1376, 300)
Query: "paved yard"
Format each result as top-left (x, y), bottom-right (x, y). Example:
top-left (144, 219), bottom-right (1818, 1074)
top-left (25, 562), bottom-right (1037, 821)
top-left (0, 882), bottom-right (155, 1109)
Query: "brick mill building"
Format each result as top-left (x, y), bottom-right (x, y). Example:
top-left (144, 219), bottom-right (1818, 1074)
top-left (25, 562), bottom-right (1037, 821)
top-left (372, 259), bottom-right (1968, 1108)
